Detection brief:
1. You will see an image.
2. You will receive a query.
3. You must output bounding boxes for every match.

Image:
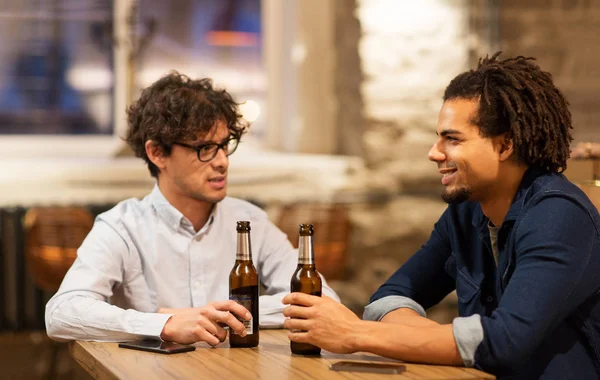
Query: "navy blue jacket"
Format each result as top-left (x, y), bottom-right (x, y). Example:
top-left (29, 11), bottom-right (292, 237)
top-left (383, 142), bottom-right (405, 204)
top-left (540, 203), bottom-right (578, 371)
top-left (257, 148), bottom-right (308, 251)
top-left (370, 168), bottom-right (600, 379)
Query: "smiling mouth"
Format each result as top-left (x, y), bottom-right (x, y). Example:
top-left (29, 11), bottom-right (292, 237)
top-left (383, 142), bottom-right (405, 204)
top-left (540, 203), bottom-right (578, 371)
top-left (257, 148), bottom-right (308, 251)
top-left (440, 169), bottom-right (457, 185)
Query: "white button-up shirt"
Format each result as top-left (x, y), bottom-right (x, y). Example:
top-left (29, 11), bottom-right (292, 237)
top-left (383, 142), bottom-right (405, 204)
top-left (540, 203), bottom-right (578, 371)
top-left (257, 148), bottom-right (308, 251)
top-left (45, 185), bottom-right (339, 342)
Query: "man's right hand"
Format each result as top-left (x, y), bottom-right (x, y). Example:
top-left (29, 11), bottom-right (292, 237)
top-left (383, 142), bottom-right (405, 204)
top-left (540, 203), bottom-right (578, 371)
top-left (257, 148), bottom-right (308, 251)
top-left (159, 301), bottom-right (251, 345)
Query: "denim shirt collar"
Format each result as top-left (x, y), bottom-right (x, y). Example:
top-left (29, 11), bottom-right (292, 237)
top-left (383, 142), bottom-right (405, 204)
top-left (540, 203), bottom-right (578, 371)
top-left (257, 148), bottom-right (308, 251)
top-left (471, 166), bottom-right (549, 230)
top-left (504, 166), bottom-right (549, 223)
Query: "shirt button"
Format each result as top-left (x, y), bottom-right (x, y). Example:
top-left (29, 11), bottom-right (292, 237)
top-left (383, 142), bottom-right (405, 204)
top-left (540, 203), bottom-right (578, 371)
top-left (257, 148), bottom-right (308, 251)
top-left (486, 296), bottom-right (494, 303)
top-left (194, 281), bottom-right (201, 289)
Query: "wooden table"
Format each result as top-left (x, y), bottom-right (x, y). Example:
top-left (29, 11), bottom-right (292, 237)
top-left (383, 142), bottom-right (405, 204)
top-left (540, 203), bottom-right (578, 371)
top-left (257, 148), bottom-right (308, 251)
top-left (70, 329), bottom-right (494, 379)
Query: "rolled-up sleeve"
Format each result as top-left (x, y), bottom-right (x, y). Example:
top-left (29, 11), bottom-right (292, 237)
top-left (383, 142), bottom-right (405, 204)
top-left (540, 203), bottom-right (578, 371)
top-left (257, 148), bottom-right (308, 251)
top-left (363, 295), bottom-right (427, 321)
top-left (453, 314), bottom-right (484, 367)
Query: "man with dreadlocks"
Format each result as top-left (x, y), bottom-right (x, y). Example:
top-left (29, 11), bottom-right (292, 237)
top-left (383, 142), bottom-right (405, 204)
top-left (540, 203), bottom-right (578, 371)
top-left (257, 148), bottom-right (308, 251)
top-left (282, 53), bottom-right (600, 378)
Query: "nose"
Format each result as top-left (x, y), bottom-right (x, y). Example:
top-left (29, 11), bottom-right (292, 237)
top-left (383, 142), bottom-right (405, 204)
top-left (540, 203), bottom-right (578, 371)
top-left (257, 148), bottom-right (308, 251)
top-left (211, 146), bottom-right (229, 169)
top-left (428, 140), bottom-right (446, 163)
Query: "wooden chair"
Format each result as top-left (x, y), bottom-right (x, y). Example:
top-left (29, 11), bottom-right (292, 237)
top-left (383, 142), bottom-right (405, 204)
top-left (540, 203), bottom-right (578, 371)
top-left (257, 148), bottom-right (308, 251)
top-left (276, 203), bottom-right (351, 280)
top-left (23, 206), bottom-right (94, 380)
top-left (24, 207), bottom-right (94, 292)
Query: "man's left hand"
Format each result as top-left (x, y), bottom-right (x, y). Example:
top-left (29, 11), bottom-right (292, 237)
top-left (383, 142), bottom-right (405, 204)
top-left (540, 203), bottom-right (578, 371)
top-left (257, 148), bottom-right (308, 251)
top-left (282, 293), bottom-right (361, 354)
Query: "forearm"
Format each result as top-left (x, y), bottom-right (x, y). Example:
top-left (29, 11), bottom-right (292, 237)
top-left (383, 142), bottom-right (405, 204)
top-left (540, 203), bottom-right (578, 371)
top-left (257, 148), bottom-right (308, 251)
top-left (46, 292), bottom-right (171, 342)
top-left (350, 320), bottom-right (463, 366)
top-left (380, 308), bottom-right (440, 327)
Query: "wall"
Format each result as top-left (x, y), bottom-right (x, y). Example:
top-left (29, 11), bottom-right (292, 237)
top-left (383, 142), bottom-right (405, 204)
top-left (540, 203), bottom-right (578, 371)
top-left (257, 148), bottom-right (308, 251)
top-left (328, 0), bottom-right (472, 320)
top-left (498, 0), bottom-right (600, 143)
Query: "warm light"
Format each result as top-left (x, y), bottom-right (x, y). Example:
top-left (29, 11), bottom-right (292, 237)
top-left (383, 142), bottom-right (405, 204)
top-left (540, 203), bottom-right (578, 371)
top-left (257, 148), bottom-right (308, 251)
top-left (239, 100), bottom-right (260, 122)
top-left (66, 66), bottom-right (113, 91)
top-left (205, 31), bottom-right (259, 47)
top-left (291, 43), bottom-right (307, 64)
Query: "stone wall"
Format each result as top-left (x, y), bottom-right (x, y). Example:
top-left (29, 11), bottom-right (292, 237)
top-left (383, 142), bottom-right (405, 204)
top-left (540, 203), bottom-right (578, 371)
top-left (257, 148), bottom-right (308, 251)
top-left (497, 0), bottom-right (600, 143)
top-left (328, 0), bottom-right (472, 321)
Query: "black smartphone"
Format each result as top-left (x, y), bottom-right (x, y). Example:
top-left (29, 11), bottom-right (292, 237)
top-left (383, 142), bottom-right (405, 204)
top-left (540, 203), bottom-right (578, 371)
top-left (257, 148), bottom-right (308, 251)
top-left (330, 361), bottom-right (406, 374)
top-left (118, 340), bottom-right (196, 354)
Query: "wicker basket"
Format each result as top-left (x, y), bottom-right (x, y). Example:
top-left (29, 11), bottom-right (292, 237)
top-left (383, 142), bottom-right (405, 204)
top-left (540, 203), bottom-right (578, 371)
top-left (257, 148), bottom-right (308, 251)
top-left (24, 207), bottom-right (94, 292)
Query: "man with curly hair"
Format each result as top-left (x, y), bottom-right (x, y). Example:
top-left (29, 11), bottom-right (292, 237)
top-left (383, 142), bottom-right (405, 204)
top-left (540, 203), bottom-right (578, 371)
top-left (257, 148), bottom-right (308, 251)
top-left (45, 72), bottom-right (339, 345)
top-left (283, 53), bottom-right (600, 379)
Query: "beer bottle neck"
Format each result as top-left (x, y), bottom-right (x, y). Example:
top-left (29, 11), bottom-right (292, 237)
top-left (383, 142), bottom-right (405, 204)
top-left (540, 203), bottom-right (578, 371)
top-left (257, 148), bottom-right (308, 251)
top-left (297, 235), bottom-right (315, 265)
top-left (236, 232), bottom-right (252, 260)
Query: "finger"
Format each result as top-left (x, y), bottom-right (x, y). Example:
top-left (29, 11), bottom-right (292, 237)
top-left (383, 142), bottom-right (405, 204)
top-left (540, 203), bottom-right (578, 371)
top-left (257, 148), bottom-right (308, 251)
top-left (196, 314), bottom-right (228, 342)
top-left (212, 300), bottom-right (252, 320)
top-left (206, 319), bottom-right (228, 342)
top-left (283, 305), bottom-right (312, 319)
top-left (197, 316), bottom-right (220, 337)
top-left (282, 292), bottom-right (319, 306)
top-left (288, 330), bottom-right (311, 344)
top-left (212, 310), bottom-right (247, 337)
top-left (283, 317), bottom-right (311, 331)
top-left (194, 326), bottom-right (221, 346)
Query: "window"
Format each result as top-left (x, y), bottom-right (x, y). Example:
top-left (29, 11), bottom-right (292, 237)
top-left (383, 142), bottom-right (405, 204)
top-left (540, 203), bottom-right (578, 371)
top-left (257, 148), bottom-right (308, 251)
top-left (137, 0), bottom-right (265, 141)
top-left (0, 0), bottom-right (114, 136)
top-left (0, 0), bottom-right (266, 157)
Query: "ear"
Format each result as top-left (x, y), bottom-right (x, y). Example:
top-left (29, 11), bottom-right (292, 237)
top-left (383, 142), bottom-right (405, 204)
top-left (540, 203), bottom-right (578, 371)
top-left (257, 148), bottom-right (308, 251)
top-left (145, 140), bottom-right (167, 170)
top-left (497, 134), bottom-right (514, 162)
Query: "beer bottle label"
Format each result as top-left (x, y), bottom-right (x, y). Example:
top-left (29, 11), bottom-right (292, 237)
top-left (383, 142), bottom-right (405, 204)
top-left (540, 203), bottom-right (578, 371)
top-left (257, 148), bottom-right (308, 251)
top-left (230, 294), bottom-right (254, 335)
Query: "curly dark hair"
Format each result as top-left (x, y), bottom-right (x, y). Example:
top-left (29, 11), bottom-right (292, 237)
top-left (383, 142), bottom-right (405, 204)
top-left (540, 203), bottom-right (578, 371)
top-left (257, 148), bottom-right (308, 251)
top-left (125, 71), bottom-right (249, 177)
top-left (443, 51), bottom-right (573, 173)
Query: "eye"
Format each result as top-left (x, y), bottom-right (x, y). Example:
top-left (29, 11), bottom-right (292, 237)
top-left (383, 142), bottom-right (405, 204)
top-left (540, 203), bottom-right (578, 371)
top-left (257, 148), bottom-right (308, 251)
top-left (199, 144), bottom-right (217, 154)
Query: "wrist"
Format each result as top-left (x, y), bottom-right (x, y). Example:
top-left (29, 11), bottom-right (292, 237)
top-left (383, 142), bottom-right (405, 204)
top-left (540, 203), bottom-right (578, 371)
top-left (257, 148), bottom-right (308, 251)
top-left (345, 321), bottom-right (370, 353)
top-left (160, 316), bottom-right (174, 341)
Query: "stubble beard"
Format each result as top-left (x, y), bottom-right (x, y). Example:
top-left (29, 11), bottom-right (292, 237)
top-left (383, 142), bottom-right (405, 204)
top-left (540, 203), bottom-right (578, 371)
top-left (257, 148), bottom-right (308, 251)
top-left (189, 188), bottom-right (227, 204)
top-left (441, 186), bottom-right (471, 204)
top-left (175, 177), bottom-right (227, 204)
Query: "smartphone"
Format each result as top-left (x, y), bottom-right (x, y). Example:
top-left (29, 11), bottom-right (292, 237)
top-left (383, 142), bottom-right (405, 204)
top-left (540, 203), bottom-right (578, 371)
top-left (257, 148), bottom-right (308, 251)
top-left (330, 361), bottom-right (406, 374)
top-left (118, 340), bottom-right (196, 354)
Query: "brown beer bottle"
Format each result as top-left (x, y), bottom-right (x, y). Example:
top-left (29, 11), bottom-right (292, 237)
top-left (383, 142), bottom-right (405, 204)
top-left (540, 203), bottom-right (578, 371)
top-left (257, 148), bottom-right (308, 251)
top-left (290, 223), bottom-right (322, 355)
top-left (229, 221), bottom-right (259, 348)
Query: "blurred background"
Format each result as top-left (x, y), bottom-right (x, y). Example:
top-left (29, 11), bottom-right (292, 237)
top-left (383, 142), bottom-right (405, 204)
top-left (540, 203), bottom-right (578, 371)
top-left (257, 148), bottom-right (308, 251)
top-left (0, 0), bottom-right (599, 378)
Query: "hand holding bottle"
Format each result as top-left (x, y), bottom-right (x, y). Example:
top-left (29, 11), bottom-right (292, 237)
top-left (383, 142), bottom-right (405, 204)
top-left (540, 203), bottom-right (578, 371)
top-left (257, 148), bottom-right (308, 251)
top-left (159, 301), bottom-right (251, 345)
top-left (283, 294), bottom-right (360, 354)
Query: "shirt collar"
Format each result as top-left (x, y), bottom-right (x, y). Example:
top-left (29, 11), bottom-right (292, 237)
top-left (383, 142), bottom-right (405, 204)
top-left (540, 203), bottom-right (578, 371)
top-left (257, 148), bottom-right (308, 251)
top-left (471, 166), bottom-right (549, 229)
top-left (503, 166), bottom-right (549, 222)
top-left (149, 185), bottom-right (184, 231)
top-left (149, 184), bottom-right (217, 233)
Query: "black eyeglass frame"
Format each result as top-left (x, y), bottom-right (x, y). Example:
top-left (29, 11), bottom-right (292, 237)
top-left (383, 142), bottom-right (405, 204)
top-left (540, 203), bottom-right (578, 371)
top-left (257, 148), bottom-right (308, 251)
top-left (171, 137), bottom-right (240, 162)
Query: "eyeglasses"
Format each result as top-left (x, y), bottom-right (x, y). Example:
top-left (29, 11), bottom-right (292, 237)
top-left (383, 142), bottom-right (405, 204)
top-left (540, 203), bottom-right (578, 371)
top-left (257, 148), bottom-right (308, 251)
top-left (171, 137), bottom-right (240, 162)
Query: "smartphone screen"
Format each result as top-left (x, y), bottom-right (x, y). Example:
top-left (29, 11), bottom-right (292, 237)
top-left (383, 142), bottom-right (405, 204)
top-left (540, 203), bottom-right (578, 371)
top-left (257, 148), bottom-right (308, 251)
top-left (330, 361), bottom-right (406, 374)
top-left (118, 340), bottom-right (196, 354)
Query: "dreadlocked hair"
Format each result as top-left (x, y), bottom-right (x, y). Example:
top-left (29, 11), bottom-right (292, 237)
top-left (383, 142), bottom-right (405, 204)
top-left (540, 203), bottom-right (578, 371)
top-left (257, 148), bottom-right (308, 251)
top-left (443, 51), bottom-right (573, 173)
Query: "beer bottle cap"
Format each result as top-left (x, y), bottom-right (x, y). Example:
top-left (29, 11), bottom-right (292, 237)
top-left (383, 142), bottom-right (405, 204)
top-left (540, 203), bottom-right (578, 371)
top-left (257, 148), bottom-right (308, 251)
top-left (236, 221), bottom-right (251, 232)
top-left (298, 224), bottom-right (314, 236)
